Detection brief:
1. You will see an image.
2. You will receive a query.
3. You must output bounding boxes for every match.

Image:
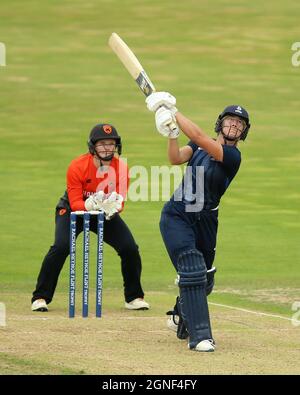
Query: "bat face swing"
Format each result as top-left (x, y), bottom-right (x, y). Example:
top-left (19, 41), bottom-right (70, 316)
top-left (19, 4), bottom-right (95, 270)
top-left (108, 32), bottom-right (155, 97)
top-left (108, 32), bottom-right (177, 131)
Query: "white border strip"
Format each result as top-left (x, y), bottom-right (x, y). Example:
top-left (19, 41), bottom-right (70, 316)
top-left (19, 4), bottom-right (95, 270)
top-left (0, 302), bottom-right (6, 326)
top-left (0, 43), bottom-right (6, 67)
top-left (209, 302), bottom-right (297, 323)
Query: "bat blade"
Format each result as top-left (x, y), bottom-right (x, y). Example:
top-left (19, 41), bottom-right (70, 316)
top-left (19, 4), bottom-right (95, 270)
top-left (108, 32), bottom-right (177, 132)
top-left (108, 32), bottom-right (155, 97)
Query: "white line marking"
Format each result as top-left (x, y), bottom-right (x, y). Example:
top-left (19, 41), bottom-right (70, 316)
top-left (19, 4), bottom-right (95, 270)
top-left (209, 302), bottom-right (299, 323)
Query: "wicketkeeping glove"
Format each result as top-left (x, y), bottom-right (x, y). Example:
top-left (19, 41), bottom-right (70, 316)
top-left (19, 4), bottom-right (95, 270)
top-left (84, 195), bottom-right (98, 211)
top-left (93, 190), bottom-right (106, 210)
top-left (102, 192), bottom-right (124, 220)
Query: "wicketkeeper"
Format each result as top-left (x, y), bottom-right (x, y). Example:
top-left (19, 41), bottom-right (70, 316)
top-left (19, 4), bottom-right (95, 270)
top-left (31, 123), bottom-right (149, 312)
top-left (146, 92), bottom-right (251, 352)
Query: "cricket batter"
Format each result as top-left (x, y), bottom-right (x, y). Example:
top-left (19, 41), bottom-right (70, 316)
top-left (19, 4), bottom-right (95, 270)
top-left (146, 92), bottom-right (251, 352)
top-left (31, 123), bottom-right (149, 312)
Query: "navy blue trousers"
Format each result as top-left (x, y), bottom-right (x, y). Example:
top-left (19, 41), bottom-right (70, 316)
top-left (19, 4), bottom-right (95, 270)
top-left (159, 201), bottom-right (218, 271)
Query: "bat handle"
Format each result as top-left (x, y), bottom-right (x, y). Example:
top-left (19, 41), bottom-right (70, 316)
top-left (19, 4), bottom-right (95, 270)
top-left (167, 121), bottom-right (178, 132)
top-left (159, 105), bottom-right (178, 132)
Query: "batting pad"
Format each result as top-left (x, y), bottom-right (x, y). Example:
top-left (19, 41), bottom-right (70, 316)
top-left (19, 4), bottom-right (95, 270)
top-left (177, 249), bottom-right (213, 348)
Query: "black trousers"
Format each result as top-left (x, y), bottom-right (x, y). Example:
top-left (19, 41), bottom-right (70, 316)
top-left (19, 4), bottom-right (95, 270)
top-left (32, 209), bottom-right (144, 304)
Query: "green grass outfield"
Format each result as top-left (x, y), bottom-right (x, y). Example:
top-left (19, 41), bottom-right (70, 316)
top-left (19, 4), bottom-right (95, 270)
top-left (0, 0), bottom-right (300, 375)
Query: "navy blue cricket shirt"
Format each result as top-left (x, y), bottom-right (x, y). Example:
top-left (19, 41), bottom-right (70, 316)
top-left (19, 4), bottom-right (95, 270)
top-left (171, 141), bottom-right (241, 212)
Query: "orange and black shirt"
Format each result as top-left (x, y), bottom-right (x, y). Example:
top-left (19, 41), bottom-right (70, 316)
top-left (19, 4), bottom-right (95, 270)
top-left (57, 153), bottom-right (129, 212)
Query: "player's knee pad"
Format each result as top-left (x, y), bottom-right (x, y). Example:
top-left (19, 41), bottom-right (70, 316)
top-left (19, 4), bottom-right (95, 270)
top-left (177, 249), bottom-right (213, 348)
top-left (177, 249), bottom-right (207, 288)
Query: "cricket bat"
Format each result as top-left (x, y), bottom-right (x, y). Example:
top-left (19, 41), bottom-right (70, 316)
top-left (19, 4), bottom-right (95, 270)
top-left (108, 32), bottom-right (177, 131)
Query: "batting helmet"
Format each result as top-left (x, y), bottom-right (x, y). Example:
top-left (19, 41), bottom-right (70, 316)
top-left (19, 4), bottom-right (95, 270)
top-left (88, 123), bottom-right (122, 155)
top-left (215, 105), bottom-right (251, 141)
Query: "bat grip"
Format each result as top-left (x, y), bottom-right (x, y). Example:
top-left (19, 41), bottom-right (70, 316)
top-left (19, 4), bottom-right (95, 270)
top-left (167, 121), bottom-right (178, 132)
top-left (160, 105), bottom-right (178, 132)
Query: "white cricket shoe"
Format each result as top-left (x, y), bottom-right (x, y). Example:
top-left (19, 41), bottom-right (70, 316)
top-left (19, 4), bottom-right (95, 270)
top-left (31, 299), bottom-right (48, 312)
top-left (192, 339), bottom-right (215, 352)
top-left (167, 315), bottom-right (179, 332)
top-left (125, 298), bottom-right (150, 310)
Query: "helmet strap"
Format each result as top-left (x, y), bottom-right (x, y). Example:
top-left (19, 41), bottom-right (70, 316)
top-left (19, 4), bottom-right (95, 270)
top-left (220, 122), bottom-right (243, 145)
top-left (220, 131), bottom-right (240, 145)
top-left (94, 151), bottom-right (114, 162)
top-left (92, 144), bottom-right (119, 162)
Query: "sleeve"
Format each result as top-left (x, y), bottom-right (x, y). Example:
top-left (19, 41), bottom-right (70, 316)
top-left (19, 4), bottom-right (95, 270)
top-left (221, 145), bottom-right (241, 177)
top-left (116, 160), bottom-right (129, 211)
top-left (67, 162), bottom-right (86, 211)
top-left (187, 140), bottom-right (199, 153)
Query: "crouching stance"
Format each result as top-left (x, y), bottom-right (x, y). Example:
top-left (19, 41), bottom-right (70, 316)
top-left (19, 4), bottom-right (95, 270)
top-left (31, 123), bottom-right (149, 313)
top-left (146, 92), bottom-right (251, 352)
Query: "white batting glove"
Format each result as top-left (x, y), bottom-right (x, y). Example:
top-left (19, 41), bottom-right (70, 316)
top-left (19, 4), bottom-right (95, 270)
top-left (146, 92), bottom-right (177, 113)
top-left (155, 107), bottom-right (180, 139)
top-left (168, 126), bottom-right (180, 139)
top-left (84, 195), bottom-right (98, 211)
